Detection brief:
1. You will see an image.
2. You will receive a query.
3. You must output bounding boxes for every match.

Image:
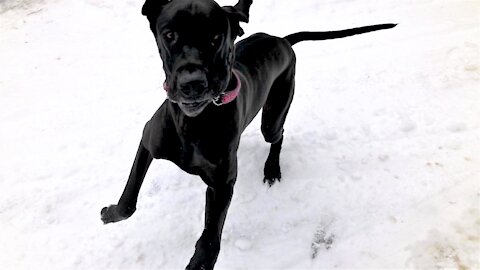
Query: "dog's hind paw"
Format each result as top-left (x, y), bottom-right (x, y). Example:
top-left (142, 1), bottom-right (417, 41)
top-left (100, 204), bottom-right (135, 224)
top-left (264, 157), bottom-right (281, 187)
top-left (263, 176), bottom-right (281, 187)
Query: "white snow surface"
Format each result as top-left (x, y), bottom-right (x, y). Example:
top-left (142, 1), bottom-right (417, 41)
top-left (1, 0), bottom-right (479, 269)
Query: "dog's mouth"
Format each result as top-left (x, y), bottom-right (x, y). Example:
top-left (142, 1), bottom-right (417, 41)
top-left (177, 99), bottom-right (211, 117)
top-left (180, 99), bottom-right (210, 108)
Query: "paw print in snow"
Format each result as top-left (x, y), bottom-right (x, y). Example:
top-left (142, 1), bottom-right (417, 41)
top-left (311, 229), bottom-right (335, 259)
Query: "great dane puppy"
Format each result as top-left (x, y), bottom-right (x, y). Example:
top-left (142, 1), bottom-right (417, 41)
top-left (101, 0), bottom-right (395, 269)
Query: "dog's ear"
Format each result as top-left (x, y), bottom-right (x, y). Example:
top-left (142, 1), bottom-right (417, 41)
top-left (223, 0), bottom-right (252, 23)
top-left (142, 0), bottom-right (171, 30)
top-left (222, 0), bottom-right (252, 37)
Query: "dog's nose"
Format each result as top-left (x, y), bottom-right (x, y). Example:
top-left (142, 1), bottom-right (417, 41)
top-left (176, 69), bottom-right (208, 97)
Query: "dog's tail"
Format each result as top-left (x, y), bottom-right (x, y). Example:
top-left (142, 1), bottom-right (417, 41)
top-left (284, 23), bottom-right (397, 46)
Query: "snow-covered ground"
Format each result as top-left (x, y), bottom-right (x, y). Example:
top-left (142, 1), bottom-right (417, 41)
top-left (0, 0), bottom-right (479, 269)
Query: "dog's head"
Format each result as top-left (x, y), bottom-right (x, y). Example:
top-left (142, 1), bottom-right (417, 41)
top-left (142, 0), bottom-right (252, 117)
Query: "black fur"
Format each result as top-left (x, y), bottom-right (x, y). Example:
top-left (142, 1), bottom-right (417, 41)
top-left (101, 1), bottom-right (395, 269)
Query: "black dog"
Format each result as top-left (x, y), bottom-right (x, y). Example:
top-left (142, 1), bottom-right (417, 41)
top-left (101, 0), bottom-right (395, 269)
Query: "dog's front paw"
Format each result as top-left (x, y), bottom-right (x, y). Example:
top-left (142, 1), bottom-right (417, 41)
top-left (185, 249), bottom-right (216, 270)
top-left (100, 205), bottom-right (135, 224)
top-left (185, 233), bottom-right (220, 270)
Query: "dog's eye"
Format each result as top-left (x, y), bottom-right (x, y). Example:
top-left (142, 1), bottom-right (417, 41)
top-left (164, 31), bottom-right (176, 42)
top-left (211, 34), bottom-right (222, 47)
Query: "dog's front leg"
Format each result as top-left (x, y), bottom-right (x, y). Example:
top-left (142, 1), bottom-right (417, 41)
top-left (186, 179), bottom-right (235, 270)
top-left (101, 142), bottom-right (153, 224)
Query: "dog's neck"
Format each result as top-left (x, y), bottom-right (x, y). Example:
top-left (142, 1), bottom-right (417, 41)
top-left (212, 69), bottom-right (241, 106)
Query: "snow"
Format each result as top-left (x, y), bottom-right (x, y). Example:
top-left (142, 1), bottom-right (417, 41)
top-left (0, 0), bottom-right (479, 269)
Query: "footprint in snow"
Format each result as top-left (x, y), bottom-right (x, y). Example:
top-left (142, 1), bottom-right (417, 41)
top-left (399, 118), bottom-right (417, 133)
top-left (447, 122), bottom-right (467, 133)
top-left (234, 238), bottom-right (252, 251)
top-left (311, 229), bottom-right (335, 259)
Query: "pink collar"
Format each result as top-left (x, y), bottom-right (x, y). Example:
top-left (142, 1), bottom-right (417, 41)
top-left (163, 69), bottom-right (241, 106)
top-left (213, 69), bottom-right (241, 106)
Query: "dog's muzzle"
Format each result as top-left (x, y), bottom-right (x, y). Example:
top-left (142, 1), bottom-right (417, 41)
top-left (163, 69), bottom-right (242, 106)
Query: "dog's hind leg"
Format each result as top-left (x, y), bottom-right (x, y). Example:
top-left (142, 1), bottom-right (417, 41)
top-left (261, 62), bottom-right (295, 186)
top-left (101, 142), bottom-right (153, 224)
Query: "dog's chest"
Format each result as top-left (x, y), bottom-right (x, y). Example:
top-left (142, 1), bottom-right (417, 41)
top-left (175, 120), bottom-right (236, 171)
top-left (143, 106), bottom-right (238, 177)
